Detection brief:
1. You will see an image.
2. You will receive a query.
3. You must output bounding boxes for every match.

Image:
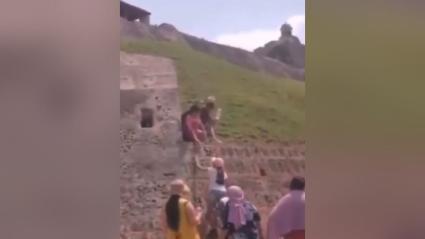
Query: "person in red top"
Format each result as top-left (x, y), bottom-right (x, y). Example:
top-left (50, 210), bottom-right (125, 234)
top-left (185, 104), bottom-right (207, 152)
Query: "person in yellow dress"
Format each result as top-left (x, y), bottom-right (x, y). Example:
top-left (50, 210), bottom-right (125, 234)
top-left (161, 179), bottom-right (203, 239)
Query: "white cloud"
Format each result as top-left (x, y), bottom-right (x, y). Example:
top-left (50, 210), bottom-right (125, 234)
top-left (214, 14), bottom-right (305, 51)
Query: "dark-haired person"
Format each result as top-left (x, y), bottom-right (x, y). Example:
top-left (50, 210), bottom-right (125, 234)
top-left (195, 156), bottom-right (228, 237)
top-left (181, 103), bottom-right (201, 142)
top-left (266, 176), bottom-right (305, 239)
top-left (161, 179), bottom-right (202, 239)
top-left (200, 96), bottom-right (222, 144)
top-left (185, 104), bottom-right (207, 154)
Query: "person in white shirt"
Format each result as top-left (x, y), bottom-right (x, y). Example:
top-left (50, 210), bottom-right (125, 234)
top-left (200, 96), bottom-right (223, 144)
top-left (195, 156), bottom-right (228, 237)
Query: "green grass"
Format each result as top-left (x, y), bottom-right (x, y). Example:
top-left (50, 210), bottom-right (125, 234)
top-left (121, 39), bottom-right (305, 141)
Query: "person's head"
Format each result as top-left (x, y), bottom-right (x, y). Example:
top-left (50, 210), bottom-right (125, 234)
top-left (166, 179), bottom-right (188, 232)
top-left (289, 176), bottom-right (305, 191)
top-left (211, 157), bottom-right (224, 169)
top-left (207, 96), bottom-right (216, 103)
top-left (212, 157), bottom-right (225, 185)
top-left (182, 184), bottom-right (191, 200)
top-left (206, 96), bottom-right (216, 109)
top-left (227, 185), bottom-right (244, 202)
top-left (169, 179), bottom-right (186, 196)
top-left (189, 104), bottom-right (201, 116)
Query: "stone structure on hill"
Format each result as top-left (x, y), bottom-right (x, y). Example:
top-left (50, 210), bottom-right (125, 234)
top-left (119, 8), bottom-right (305, 81)
top-left (254, 23), bottom-right (305, 69)
top-left (153, 23), bottom-right (185, 42)
top-left (120, 1), bottom-right (151, 24)
top-left (120, 17), bottom-right (153, 39)
top-left (281, 23), bottom-right (293, 37)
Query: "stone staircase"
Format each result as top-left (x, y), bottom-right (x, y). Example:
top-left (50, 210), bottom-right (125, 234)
top-left (119, 52), bottom-right (306, 239)
top-left (186, 142), bottom-right (306, 235)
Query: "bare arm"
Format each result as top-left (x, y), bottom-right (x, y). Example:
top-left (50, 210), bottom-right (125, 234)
top-left (224, 176), bottom-right (231, 188)
top-left (200, 121), bottom-right (207, 133)
top-left (194, 156), bottom-right (210, 171)
top-left (217, 108), bottom-right (222, 120)
top-left (199, 123), bottom-right (207, 143)
top-left (191, 128), bottom-right (202, 144)
top-left (213, 108), bottom-right (222, 121)
top-left (210, 127), bottom-right (222, 144)
top-left (186, 116), bottom-right (203, 144)
top-left (209, 109), bottom-right (222, 143)
top-left (185, 201), bottom-right (202, 226)
top-left (187, 121), bottom-right (202, 144)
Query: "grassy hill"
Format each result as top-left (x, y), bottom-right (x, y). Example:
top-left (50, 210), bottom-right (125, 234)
top-left (121, 39), bottom-right (305, 141)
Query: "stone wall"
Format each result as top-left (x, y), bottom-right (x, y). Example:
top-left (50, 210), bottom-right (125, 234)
top-left (120, 52), bottom-right (187, 239)
top-left (119, 52), bottom-right (306, 239)
top-left (120, 1), bottom-right (151, 24)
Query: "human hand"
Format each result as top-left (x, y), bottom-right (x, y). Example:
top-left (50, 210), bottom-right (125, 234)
top-left (195, 206), bottom-right (203, 217)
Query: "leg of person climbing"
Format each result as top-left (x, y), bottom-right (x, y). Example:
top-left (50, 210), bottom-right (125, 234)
top-left (194, 127), bottom-right (207, 157)
top-left (206, 189), bottom-right (227, 238)
top-left (204, 191), bottom-right (216, 237)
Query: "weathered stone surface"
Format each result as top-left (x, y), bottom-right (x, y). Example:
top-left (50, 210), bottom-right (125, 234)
top-left (120, 52), bottom-right (186, 239)
top-left (187, 142), bottom-right (305, 236)
top-left (120, 1), bottom-right (150, 24)
top-left (119, 53), bottom-right (306, 239)
top-left (153, 23), bottom-right (185, 42)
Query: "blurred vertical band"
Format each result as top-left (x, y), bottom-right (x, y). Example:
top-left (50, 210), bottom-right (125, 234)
top-left (0, 1), bottom-right (119, 239)
top-left (308, 0), bottom-right (425, 239)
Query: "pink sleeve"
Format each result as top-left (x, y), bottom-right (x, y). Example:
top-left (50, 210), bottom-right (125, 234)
top-left (186, 117), bottom-right (195, 133)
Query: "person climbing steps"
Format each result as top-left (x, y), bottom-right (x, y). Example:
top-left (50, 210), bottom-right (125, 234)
top-left (161, 179), bottom-right (203, 239)
top-left (183, 103), bottom-right (207, 156)
top-left (195, 156), bottom-right (229, 238)
top-left (200, 96), bottom-right (223, 144)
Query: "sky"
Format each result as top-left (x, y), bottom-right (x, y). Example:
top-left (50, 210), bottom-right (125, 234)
top-left (125, 0), bottom-right (305, 51)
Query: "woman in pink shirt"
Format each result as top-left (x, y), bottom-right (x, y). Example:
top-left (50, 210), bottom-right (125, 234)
top-left (185, 105), bottom-right (207, 147)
